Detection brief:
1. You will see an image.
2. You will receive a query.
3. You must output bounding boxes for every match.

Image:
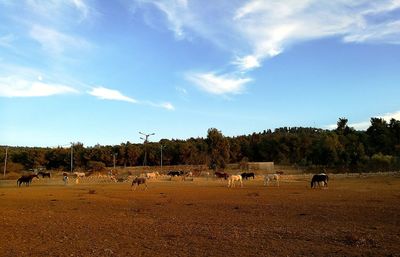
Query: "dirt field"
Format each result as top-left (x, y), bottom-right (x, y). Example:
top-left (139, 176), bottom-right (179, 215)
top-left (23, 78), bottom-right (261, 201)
top-left (1, 175), bottom-right (400, 257)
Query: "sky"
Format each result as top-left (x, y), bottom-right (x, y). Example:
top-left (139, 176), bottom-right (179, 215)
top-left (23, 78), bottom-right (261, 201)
top-left (0, 0), bottom-right (400, 147)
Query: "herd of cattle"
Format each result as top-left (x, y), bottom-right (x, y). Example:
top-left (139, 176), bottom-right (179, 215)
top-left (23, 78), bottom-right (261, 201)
top-left (14, 170), bottom-right (329, 190)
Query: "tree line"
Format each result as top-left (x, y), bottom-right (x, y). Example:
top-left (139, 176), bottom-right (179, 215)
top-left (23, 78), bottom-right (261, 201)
top-left (1, 117), bottom-right (400, 174)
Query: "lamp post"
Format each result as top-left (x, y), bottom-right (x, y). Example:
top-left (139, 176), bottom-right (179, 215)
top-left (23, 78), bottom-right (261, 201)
top-left (139, 132), bottom-right (155, 166)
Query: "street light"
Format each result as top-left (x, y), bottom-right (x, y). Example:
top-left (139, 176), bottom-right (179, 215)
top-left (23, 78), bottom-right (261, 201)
top-left (139, 132), bottom-right (155, 166)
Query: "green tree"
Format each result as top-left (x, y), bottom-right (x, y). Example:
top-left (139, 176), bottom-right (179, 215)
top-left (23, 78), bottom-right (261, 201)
top-left (367, 118), bottom-right (391, 155)
top-left (206, 128), bottom-right (230, 170)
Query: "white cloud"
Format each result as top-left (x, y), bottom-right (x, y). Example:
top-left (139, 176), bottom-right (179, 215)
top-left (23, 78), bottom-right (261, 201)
top-left (233, 55), bottom-right (261, 71)
top-left (326, 110), bottom-right (400, 130)
top-left (88, 86), bottom-right (137, 103)
top-left (25, 0), bottom-right (94, 22)
top-left (71, 0), bottom-right (90, 20)
top-left (163, 102), bottom-right (174, 110)
top-left (0, 76), bottom-right (78, 97)
top-left (380, 110), bottom-right (400, 122)
top-left (155, 102), bottom-right (175, 110)
top-left (29, 25), bottom-right (91, 55)
top-left (133, 0), bottom-right (190, 39)
top-left (232, 0), bottom-right (400, 68)
top-left (343, 20), bottom-right (400, 44)
top-left (133, 0), bottom-right (400, 73)
top-left (187, 72), bottom-right (251, 95)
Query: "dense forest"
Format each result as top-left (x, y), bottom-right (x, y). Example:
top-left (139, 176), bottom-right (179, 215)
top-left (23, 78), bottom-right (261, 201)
top-left (1, 118), bottom-right (400, 174)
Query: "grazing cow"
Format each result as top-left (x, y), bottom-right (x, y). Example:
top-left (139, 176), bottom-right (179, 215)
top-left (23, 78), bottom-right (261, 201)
top-left (228, 175), bottom-right (243, 188)
top-left (241, 172), bottom-right (255, 180)
top-left (311, 174), bottom-right (329, 189)
top-left (131, 177), bottom-right (148, 190)
top-left (215, 171), bottom-right (229, 180)
top-left (37, 171), bottom-right (51, 178)
top-left (264, 174), bottom-right (280, 187)
top-left (17, 174), bottom-right (39, 187)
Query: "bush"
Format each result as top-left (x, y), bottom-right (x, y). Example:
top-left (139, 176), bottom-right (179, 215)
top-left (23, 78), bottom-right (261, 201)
top-left (4, 161), bottom-right (24, 174)
top-left (369, 153), bottom-right (393, 171)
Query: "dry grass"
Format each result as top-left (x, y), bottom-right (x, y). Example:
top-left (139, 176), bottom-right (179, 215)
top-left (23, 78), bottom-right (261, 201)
top-left (0, 175), bottom-right (399, 257)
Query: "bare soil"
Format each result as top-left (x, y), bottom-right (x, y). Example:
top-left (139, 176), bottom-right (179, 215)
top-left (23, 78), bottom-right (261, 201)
top-left (0, 175), bottom-right (399, 257)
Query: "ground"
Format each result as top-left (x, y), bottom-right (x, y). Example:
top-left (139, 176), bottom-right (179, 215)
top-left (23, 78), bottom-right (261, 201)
top-left (0, 174), bottom-right (399, 257)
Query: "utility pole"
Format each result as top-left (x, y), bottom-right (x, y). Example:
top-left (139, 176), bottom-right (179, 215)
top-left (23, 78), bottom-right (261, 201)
top-left (113, 153), bottom-right (118, 170)
top-left (160, 145), bottom-right (166, 172)
top-left (70, 142), bottom-right (74, 173)
top-left (139, 132), bottom-right (155, 166)
top-left (3, 146), bottom-right (8, 177)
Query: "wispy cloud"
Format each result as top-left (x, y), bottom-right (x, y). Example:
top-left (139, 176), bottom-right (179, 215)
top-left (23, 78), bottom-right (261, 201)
top-left (71, 0), bottom-right (90, 20)
top-left (187, 72), bottom-right (251, 95)
top-left (29, 25), bottom-right (91, 56)
top-left (88, 86), bottom-right (175, 110)
top-left (146, 101), bottom-right (175, 110)
top-left (233, 55), bottom-right (261, 71)
top-left (25, 0), bottom-right (95, 22)
top-left (132, 0), bottom-right (189, 39)
top-left (233, 0), bottom-right (400, 70)
top-left (88, 86), bottom-right (137, 103)
top-left (343, 20), bottom-right (400, 44)
top-left (133, 0), bottom-right (400, 83)
top-left (0, 76), bottom-right (78, 97)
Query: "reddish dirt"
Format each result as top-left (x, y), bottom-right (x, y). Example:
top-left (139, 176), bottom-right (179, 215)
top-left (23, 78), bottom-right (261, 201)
top-left (0, 175), bottom-right (399, 257)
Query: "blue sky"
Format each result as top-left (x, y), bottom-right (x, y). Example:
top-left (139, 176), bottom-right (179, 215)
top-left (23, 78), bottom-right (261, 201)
top-left (1, 0), bottom-right (400, 147)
